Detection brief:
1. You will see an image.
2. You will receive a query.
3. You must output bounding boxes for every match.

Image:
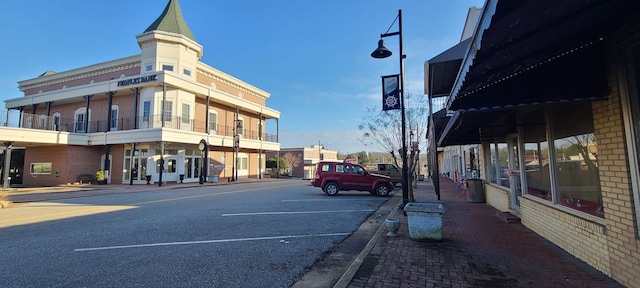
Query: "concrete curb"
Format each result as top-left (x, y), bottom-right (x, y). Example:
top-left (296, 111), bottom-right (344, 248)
top-left (332, 197), bottom-right (402, 288)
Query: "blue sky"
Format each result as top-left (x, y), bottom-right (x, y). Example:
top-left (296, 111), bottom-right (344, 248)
top-left (0, 0), bottom-right (484, 154)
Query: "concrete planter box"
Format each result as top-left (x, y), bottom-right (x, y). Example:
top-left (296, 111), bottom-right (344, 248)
top-left (403, 203), bottom-right (446, 242)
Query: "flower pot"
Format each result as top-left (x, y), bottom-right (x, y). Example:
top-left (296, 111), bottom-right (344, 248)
top-left (385, 218), bottom-right (401, 237)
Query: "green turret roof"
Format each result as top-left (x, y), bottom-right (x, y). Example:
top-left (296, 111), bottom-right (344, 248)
top-left (144, 0), bottom-right (196, 41)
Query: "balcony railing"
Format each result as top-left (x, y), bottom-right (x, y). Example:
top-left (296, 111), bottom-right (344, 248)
top-left (0, 110), bottom-right (278, 143)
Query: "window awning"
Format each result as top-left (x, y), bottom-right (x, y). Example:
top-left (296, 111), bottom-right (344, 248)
top-left (424, 38), bottom-right (472, 98)
top-left (447, 0), bottom-right (640, 111)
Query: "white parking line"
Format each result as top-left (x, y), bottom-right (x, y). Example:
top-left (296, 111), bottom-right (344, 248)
top-left (221, 209), bottom-right (375, 216)
top-left (74, 233), bottom-right (350, 252)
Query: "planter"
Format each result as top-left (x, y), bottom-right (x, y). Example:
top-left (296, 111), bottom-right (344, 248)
top-left (403, 202), bottom-right (446, 242)
top-left (385, 218), bottom-right (400, 237)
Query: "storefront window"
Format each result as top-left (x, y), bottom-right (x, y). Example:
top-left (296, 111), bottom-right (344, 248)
top-left (523, 124), bottom-right (552, 201)
top-left (497, 142), bottom-right (509, 188)
top-left (551, 105), bottom-right (602, 217)
top-left (487, 143), bottom-right (497, 184)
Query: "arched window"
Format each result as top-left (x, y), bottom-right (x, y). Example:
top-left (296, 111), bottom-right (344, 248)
top-left (74, 107), bottom-right (91, 132)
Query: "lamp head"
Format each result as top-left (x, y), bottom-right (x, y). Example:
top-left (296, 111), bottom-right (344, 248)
top-left (371, 39), bottom-right (392, 59)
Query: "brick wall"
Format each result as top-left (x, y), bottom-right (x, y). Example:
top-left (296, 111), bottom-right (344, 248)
top-left (520, 198), bottom-right (610, 275)
top-left (591, 53), bottom-right (640, 287)
top-left (485, 185), bottom-right (510, 212)
top-left (24, 145), bottom-right (104, 185)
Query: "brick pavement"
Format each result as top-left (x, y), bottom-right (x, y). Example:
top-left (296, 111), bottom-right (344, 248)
top-left (347, 177), bottom-right (624, 288)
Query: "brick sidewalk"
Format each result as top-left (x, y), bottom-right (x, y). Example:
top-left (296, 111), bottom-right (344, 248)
top-left (347, 177), bottom-right (623, 288)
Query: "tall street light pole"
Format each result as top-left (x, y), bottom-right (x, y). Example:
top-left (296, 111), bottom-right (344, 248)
top-left (371, 9), bottom-right (409, 206)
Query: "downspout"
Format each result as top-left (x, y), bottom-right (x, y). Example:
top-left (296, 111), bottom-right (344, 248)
top-left (84, 95), bottom-right (91, 132)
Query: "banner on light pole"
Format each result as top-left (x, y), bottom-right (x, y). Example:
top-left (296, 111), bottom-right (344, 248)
top-left (381, 74), bottom-right (401, 111)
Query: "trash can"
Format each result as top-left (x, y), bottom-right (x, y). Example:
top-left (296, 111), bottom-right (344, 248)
top-left (465, 179), bottom-right (485, 203)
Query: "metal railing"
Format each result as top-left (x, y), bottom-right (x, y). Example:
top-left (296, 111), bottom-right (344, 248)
top-left (0, 110), bottom-right (278, 143)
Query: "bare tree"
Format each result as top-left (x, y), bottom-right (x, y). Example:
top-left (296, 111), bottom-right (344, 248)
top-left (358, 92), bottom-right (429, 190)
top-left (281, 152), bottom-right (301, 176)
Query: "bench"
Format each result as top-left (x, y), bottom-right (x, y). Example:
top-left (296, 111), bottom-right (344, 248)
top-left (77, 174), bottom-right (96, 184)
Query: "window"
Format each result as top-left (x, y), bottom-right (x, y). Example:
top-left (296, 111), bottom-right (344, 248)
top-left (110, 107), bottom-right (118, 130)
top-left (550, 104), bottom-right (601, 216)
top-left (522, 123), bottom-right (552, 201)
top-left (183, 69), bottom-right (191, 76)
top-left (236, 119), bottom-right (244, 136)
top-left (146, 65), bottom-right (153, 72)
top-left (336, 164), bottom-right (345, 173)
top-left (75, 113), bottom-right (86, 132)
top-left (168, 159), bottom-right (177, 173)
top-left (53, 113), bottom-right (60, 131)
top-left (496, 142), bottom-right (509, 188)
top-left (241, 157), bottom-right (248, 170)
top-left (622, 40), bottom-right (640, 234)
top-left (143, 101), bottom-right (150, 122)
top-left (162, 65), bottom-right (173, 71)
top-left (352, 165), bottom-right (364, 175)
top-left (38, 115), bottom-right (47, 129)
top-left (30, 163), bottom-right (52, 174)
top-left (163, 101), bottom-right (173, 120)
top-left (181, 103), bottom-right (190, 124)
top-left (208, 111), bottom-right (217, 132)
top-left (321, 164), bottom-right (331, 172)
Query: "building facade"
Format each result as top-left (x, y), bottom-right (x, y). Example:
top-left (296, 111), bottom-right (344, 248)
top-left (1, 0), bottom-right (280, 186)
top-left (266, 145), bottom-right (338, 179)
top-left (428, 0), bottom-right (640, 286)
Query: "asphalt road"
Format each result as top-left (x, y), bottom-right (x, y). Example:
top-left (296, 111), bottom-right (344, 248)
top-left (0, 180), bottom-right (397, 287)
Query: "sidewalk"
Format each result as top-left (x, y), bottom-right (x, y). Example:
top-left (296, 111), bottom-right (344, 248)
top-left (345, 177), bottom-right (623, 288)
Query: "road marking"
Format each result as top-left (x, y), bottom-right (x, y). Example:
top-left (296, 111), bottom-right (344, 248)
top-left (130, 182), bottom-right (302, 206)
top-left (221, 209), bottom-right (375, 216)
top-left (74, 233), bottom-right (350, 252)
top-left (282, 199), bottom-right (386, 202)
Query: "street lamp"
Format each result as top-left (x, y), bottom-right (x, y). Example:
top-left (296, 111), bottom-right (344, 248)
top-left (198, 139), bottom-right (207, 184)
top-left (371, 9), bottom-right (409, 206)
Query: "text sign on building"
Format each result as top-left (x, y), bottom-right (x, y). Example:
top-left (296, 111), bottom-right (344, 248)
top-left (117, 75), bottom-right (158, 87)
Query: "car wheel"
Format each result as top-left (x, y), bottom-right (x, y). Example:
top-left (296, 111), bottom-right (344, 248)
top-left (324, 182), bottom-right (339, 196)
top-left (375, 184), bottom-right (390, 197)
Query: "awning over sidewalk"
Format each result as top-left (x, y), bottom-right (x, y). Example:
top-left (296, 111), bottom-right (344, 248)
top-left (447, 0), bottom-right (640, 111)
top-left (424, 38), bottom-right (472, 98)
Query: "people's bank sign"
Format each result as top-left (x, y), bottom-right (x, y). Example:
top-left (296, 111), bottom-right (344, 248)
top-left (117, 75), bottom-right (158, 87)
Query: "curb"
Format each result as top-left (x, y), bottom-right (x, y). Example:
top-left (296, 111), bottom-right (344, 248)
top-left (332, 197), bottom-right (402, 288)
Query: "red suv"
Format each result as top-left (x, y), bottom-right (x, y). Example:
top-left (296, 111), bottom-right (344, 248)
top-left (310, 161), bottom-right (394, 197)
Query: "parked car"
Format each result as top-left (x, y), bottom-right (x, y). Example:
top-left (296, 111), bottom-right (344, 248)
top-left (310, 161), bottom-right (394, 197)
top-left (369, 163), bottom-right (403, 186)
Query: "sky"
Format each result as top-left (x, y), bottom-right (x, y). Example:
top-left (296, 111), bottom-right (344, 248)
top-left (0, 0), bottom-right (484, 155)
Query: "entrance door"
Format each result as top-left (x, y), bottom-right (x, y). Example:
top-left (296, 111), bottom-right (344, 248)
top-left (163, 156), bottom-right (179, 182)
top-left (508, 134), bottom-right (522, 209)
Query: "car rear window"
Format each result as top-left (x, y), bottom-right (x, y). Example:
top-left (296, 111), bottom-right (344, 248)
top-left (336, 164), bottom-right (345, 173)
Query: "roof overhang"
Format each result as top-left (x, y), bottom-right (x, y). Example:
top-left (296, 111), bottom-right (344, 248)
top-left (424, 38), bottom-right (472, 98)
top-left (447, 0), bottom-right (640, 111)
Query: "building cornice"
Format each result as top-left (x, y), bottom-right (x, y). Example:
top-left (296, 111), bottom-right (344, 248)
top-left (17, 55), bottom-right (142, 92)
top-left (196, 62), bottom-right (271, 100)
